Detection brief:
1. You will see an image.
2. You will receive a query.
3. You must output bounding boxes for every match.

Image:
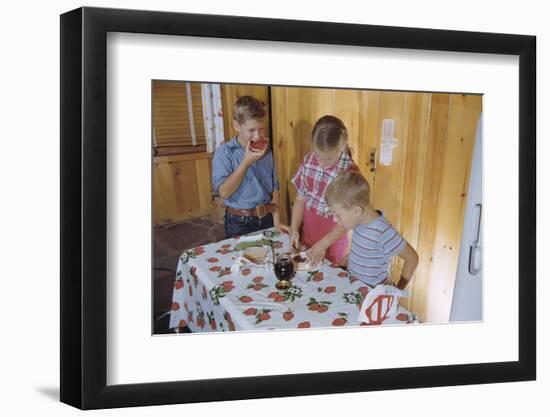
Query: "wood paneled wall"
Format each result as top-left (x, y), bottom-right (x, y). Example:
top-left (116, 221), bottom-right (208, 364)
top-left (153, 152), bottom-right (214, 225)
top-left (271, 87), bottom-right (482, 323)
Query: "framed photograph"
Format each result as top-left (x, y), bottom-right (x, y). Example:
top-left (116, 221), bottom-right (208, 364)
top-left (60, 6), bottom-right (536, 409)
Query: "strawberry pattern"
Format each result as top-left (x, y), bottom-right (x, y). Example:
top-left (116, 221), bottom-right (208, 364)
top-left (169, 228), bottom-right (416, 332)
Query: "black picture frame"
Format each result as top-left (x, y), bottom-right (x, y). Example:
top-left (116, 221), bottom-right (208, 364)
top-left (60, 6), bottom-right (536, 410)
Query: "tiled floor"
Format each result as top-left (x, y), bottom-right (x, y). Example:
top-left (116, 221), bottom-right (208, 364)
top-left (153, 216), bottom-right (225, 334)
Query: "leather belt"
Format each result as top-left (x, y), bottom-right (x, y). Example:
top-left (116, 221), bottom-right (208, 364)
top-left (226, 203), bottom-right (278, 219)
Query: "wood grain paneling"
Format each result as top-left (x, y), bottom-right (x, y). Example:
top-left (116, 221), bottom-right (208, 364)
top-left (392, 93), bottom-right (432, 309)
top-left (153, 152), bottom-right (214, 225)
top-left (271, 87), bottom-right (291, 225)
top-left (271, 87), bottom-right (481, 323)
top-left (358, 91), bottom-right (380, 190)
top-left (372, 92), bottom-right (409, 227)
top-left (334, 89), bottom-right (361, 164)
top-left (424, 94), bottom-right (482, 322)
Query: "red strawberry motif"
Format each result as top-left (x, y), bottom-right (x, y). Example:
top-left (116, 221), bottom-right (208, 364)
top-left (221, 244), bottom-right (231, 249)
top-left (184, 301), bottom-right (189, 311)
top-left (337, 271), bottom-right (348, 278)
top-left (308, 303), bottom-right (320, 311)
top-left (396, 313), bottom-right (409, 321)
top-left (241, 268), bottom-right (251, 276)
top-left (174, 280), bottom-right (184, 290)
top-left (222, 281), bottom-right (235, 292)
top-left (332, 317), bottom-right (347, 326)
top-left (312, 272), bottom-right (324, 282)
top-left (171, 302), bottom-right (180, 311)
top-left (207, 257), bottom-right (219, 263)
top-left (297, 321), bottom-right (311, 328)
top-left (324, 286), bottom-right (336, 294)
top-left (252, 276), bottom-right (264, 283)
top-left (209, 266), bottom-right (221, 272)
top-left (195, 247), bottom-right (205, 255)
top-left (268, 292), bottom-right (278, 299)
top-left (210, 319), bottom-right (217, 330)
top-left (274, 295), bottom-right (285, 302)
top-left (188, 286), bottom-right (193, 296)
top-left (283, 310), bottom-right (294, 321)
top-left (178, 319), bottom-right (187, 328)
top-left (239, 295), bottom-right (253, 303)
top-left (252, 283), bottom-right (264, 291)
top-left (258, 312), bottom-right (271, 321)
top-left (243, 308), bottom-right (257, 316)
top-left (317, 305), bottom-right (329, 313)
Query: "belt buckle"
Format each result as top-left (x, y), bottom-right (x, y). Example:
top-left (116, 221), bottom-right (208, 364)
top-left (256, 204), bottom-right (267, 219)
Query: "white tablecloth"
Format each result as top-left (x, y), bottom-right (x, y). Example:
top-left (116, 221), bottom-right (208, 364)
top-left (169, 228), bottom-right (416, 332)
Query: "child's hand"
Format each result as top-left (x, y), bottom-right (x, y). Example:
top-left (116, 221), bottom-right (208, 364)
top-left (307, 241), bottom-right (328, 266)
top-left (289, 228), bottom-right (301, 250)
top-left (242, 140), bottom-right (268, 167)
top-left (275, 222), bottom-right (290, 235)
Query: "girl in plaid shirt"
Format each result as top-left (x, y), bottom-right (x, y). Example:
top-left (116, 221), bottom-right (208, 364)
top-left (289, 115), bottom-right (358, 265)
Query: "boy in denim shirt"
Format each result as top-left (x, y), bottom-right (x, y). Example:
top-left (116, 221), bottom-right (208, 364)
top-left (212, 96), bottom-right (289, 238)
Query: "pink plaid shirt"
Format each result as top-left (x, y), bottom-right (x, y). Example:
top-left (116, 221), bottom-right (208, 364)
top-left (291, 151), bottom-right (357, 217)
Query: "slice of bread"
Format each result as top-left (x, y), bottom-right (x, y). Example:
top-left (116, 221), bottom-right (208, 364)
top-left (243, 246), bottom-right (268, 264)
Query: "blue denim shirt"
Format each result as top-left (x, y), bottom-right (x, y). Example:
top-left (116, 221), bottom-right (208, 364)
top-left (212, 137), bottom-right (280, 209)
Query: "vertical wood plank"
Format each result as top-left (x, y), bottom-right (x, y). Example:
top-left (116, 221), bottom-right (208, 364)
top-left (334, 89), bottom-right (361, 163)
top-left (286, 87), bottom-right (311, 205)
top-left (152, 164), bottom-right (164, 225)
top-left (298, 87), bottom-right (315, 160)
top-left (410, 94), bottom-right (451, 321)
top-left (425, 94), bottom-right (482, 322)
top-left (393, 92), bottom-right (432, 308)
top-left (314, 88), bottom-right (335, 120)
top-left (372, 91), bottom-right (409, 226)
top-left (172, 160), bottom-right (199, 213)
top-left (156, 162), bottom-right (178, 221)
top-left (195, 157), bottom-right (212, 211)
top-left (357, 91), bottom-right (380, 191)
top-left (271, 87), bottom-right (291, 224)
top-left (221, 84), bottom-right (234, 141)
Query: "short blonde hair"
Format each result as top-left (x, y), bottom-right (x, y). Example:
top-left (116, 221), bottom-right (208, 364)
top-left (233, 96), bottom-right (266, 124)
top-left (311, 115), bottom-right (348, 152)
top-left (325, 171), bottom-right (370, 209)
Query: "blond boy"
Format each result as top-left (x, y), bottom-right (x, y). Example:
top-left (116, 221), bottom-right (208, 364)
top-left (325, 171), bottom-right (418, 290)
top-left (212, 96), bottom-right (288, 238)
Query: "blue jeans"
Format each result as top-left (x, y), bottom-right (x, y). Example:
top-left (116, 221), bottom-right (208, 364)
top-left (224, 211), bottom-right (274, 239)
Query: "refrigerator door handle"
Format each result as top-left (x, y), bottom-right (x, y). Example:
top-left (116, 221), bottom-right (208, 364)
top-left (468, 204), bottom-right (482, 275)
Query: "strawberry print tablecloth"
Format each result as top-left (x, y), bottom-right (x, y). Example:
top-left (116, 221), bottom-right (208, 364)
top-left (169, 228), bottom-right (416, 332)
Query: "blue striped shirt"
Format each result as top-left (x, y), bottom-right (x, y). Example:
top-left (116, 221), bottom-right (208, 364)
top-left (348, 213), bottom-right (406, 286)
top-left (212, 137), bottom-right (280, 209)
